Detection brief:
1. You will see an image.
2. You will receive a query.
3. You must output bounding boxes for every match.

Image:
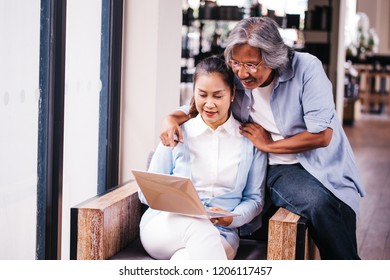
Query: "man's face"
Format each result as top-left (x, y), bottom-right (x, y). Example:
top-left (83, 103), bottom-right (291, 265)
top-left (230, 43), bottom-right (274, 89)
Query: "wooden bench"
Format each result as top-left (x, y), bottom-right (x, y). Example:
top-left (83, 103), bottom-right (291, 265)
top-left (70, 180), bottom-right (319, 260)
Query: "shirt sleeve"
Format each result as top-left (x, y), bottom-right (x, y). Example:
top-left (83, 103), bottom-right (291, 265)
top-left (179, 104), bottom-right (190, 115)
top-left (137, 142), bottom-right (174, 205)
top-left (302, 56), bottom-right (337, 133)
top-left (228, 148), bottom-right (267, 229)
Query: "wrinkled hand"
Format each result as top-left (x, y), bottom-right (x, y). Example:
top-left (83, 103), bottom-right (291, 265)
top-left (240, 122), bottom-right (273, 152)
top-left (160, 116), bottom-right (183, 149)
top-left (208, 207), bottom-right (233, 227)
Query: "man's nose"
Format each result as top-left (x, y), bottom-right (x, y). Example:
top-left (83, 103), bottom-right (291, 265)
top-left (236, 66), bottom-right (249, 78)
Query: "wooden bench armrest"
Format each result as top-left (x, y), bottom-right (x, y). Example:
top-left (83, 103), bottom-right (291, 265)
top-left (70, 181), bottom-right (141, 260)
top-left (267, 208), bottom-right (319, 260)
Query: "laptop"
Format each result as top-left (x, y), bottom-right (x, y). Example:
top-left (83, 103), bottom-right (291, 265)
top-left (132, 169), bottom-right (239, 219)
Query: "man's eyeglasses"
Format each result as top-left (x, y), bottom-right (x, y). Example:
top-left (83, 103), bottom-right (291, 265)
top-left (228, 59), bottom-right (263, 73)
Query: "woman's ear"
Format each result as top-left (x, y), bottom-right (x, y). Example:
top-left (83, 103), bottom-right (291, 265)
top-left (231, 87), bottom-right (236, 102)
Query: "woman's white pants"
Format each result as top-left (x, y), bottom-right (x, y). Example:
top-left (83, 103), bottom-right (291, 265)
top-left (140, 211), bottom-right (234, 260)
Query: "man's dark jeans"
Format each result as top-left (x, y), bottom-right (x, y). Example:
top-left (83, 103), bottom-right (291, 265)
top-left (267, 163), bottom-right (360, 260)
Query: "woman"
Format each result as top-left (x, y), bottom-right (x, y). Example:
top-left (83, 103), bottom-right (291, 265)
top-left (160, 17), bottom-right (365, 260)
top-left (138, 56), bottom-right (267, 260)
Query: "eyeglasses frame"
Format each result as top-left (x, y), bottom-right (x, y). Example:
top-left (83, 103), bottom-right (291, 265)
top-left (228, 59), bottom-right (264, 73)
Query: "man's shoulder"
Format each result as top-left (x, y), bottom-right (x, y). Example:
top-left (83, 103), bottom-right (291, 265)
top-left (293, 51), bottom-right (321, 65)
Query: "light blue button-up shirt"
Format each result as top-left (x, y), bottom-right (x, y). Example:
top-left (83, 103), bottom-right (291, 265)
top-left (231, 51), bottom-right (365, 215)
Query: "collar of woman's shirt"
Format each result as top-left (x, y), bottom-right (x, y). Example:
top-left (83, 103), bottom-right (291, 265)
top-left (185, 113), bottom-right (241, 137)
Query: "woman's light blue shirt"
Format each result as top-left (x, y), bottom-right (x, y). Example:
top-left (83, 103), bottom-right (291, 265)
top-left (138, 115), bottom-right (267, 252)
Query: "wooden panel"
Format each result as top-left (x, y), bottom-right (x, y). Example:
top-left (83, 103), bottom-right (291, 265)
top-left (74, 181), bottom-right (142, 260)
top-left (267, 208), bottom-right (320, 260)
top-left (77, 209), bottom-right (104, 259)
top-left (267, 208), bottom-right (300, 260)
top-left (103, 191), bottom-right (141, 259)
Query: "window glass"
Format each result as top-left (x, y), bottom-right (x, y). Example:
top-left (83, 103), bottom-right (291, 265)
top-left (0, 0), bottom-right (40, 259)
top-left (61, 0), bottom-right (102, 259)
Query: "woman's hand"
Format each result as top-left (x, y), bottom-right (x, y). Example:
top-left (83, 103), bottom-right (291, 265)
top-left (208, 207), bottom-right (233, 227)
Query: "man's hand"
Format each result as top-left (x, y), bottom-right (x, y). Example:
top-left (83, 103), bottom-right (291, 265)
top-left (240, 122), bottom-right (273, 152)
top-left (160, 115), bottom-right (184, 149)
top-left (240, 122), bottom-right (333, 154)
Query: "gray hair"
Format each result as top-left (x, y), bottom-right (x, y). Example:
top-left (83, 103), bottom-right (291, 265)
top-left (224, 17), bottom-right (293, 75)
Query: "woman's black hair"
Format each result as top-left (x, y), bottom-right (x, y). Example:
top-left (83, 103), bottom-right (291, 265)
top-left (189, 55), bottom-right (235, 118)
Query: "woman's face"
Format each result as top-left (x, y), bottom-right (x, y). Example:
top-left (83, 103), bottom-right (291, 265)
top-left (230, 43), bottom-right (274, 89)
top-left (194, 72), bottom-right (232, 130)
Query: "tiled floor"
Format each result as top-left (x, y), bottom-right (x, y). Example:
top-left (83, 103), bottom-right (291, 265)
top-left (344, 114), bottom-right (390, 260)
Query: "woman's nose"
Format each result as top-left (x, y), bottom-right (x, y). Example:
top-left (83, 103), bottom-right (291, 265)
top-left (205, 99), bottom-right (215, 108)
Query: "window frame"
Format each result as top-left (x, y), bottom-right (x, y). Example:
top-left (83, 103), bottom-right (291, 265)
top-left (37, 0), bottom-right (124, 260)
